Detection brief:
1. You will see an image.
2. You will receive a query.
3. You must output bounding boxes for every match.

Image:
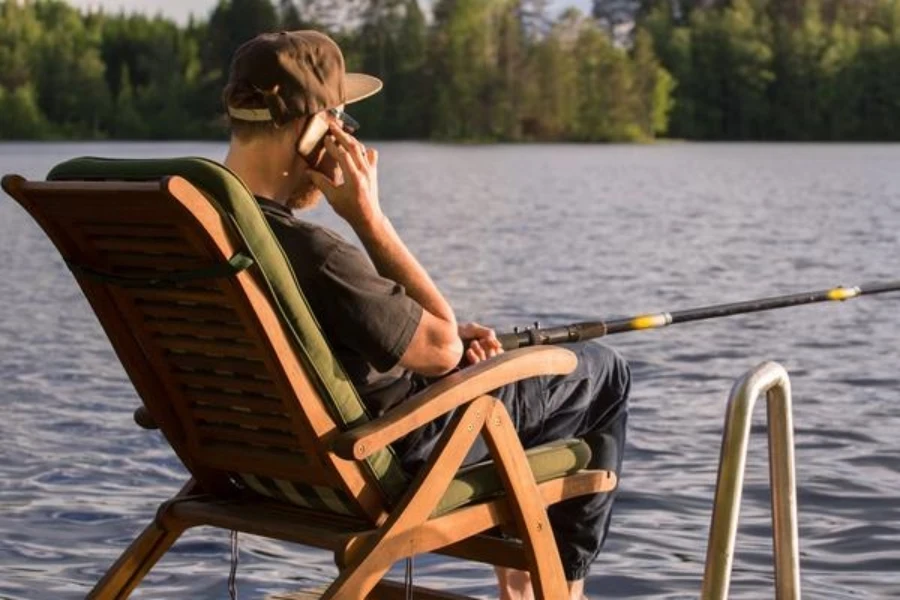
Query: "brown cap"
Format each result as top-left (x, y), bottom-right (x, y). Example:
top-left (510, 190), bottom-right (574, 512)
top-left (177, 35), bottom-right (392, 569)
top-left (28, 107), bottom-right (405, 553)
top-left (223, 30), bottom-right (382, 125)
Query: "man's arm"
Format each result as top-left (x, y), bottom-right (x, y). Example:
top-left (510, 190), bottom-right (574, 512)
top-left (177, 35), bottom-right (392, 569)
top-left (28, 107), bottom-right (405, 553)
top-left (308, 122), bottom-right (463, 377)
top-left (354, 215), bottom-right (463, 376)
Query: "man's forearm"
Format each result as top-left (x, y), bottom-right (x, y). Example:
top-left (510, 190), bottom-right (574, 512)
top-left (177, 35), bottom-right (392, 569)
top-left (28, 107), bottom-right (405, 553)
top-left (354, 215), bottom-right (456, 327)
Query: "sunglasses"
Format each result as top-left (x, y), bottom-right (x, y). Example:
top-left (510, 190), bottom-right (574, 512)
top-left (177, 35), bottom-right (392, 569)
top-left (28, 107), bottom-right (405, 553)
top-left (327, 108), bottom-right (360, 134)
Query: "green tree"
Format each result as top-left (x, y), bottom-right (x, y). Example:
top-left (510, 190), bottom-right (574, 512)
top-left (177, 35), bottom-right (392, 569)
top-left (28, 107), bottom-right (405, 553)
top-left (520, 8), bottom-right (580, 139)
top-left (30, 0), bottom-right (111, 137)
top-left (203, 0), bottom-right (279, 91)
top-left (0, 0), bottom-right (43, 91)
top-left (279, 0), bottom-right (304, 28)
top-left (110, 65), bottom-right (147, 138)
top-left (345, 0), bottom-right (405, 138)
top-left (573, 15), bottom-right (644, 141)
top-left (632, 27), bottom-right (674, 137)
top-left (388, 0), bottom-right (430, 138)
top-left (429, 0), bottom-right (497, 139)
top-left (486, 0), bottom-right (529, 139)
top-left (642, 0), bottom-right (695, 136)
top-left (769, 0), bottom-right (830, 139)
top-left (0, 83), bottom-right (50, 139)
top-left (681, 0), bottom-right (773, 139)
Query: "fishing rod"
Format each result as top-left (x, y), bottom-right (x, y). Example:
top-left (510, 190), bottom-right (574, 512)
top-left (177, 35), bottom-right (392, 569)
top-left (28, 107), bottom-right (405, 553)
top-left (497, 280), bottom-right (900, 350)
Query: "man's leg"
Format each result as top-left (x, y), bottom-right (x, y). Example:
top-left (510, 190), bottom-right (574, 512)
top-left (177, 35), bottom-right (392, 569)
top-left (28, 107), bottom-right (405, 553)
top-left (494, 566), bottom-right (587, 600)
top-left (394, 342), bottom-right (630, 596)
top-left (491, 342), bottom-right (629, 598)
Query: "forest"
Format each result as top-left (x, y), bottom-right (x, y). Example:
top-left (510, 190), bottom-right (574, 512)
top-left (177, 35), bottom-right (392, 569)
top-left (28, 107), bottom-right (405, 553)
top-left (1, 0), bottom-right (898, 141)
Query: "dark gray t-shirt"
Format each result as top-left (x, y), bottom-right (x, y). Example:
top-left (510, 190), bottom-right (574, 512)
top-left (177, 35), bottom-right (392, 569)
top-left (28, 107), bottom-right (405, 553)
top-left (257, 197), bottom-right (423, 416)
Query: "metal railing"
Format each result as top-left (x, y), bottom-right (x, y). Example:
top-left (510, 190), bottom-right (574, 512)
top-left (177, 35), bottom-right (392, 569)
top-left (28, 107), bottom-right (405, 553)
top-left (701, 361), bottom-right (801, 600)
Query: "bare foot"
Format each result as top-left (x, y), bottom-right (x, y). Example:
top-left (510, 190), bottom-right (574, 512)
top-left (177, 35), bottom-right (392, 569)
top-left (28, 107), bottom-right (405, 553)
top-left (495, 567), bottom-right (535, 600)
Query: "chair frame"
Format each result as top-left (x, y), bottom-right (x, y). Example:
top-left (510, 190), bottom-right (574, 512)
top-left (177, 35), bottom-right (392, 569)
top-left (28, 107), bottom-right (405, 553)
top-left (2, 172), bottom-right (617, 600)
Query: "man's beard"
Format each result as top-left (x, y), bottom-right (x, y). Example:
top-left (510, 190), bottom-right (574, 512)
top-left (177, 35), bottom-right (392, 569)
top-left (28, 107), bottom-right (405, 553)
top-left (286, 186), bottom-right (321, 211)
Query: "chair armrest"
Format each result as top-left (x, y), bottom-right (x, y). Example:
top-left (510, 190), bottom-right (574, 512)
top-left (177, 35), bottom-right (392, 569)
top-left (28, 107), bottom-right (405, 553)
top-left (331, 345), bottom-right (577, 460)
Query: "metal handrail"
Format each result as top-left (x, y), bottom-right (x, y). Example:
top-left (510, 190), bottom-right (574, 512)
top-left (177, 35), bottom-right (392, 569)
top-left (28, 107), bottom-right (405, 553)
top-left (701, 361), bottom-right (801, 600)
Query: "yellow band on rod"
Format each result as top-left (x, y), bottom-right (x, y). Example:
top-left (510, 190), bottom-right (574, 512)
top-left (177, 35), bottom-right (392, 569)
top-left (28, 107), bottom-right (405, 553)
top-left (631, 313), bottom-right (672, 330)
top-left (826, 286), bottom-right (861, 301)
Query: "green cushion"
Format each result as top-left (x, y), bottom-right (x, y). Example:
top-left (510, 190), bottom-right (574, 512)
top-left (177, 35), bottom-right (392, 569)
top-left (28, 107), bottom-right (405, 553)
top-left (47, 156), bottom-right (409, 502)
top-left (238, 438), bottom-right (590, 517)
top-left (435, 438), bottom-right (591, 516)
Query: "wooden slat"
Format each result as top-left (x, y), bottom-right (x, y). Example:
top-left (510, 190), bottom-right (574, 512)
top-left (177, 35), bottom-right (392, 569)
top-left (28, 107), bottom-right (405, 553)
top-left (192, 406), bottom-right (294, 433)
top-left (97, 274), bottom-right (225, 294)
top-left (196, 423), bottom-right (300, 449)
top-left (178, 372), bottom-right (278, 395)
top-left (168, 354), bottom-right (265, 376)
top-left (128, 288), bottom-right (226, 304)
top-left (36, 197), bottom-right (183, 224)
top-left (88, 236), bottom-right (195, 254)
top-left (79, 223), bottom-right (179, 238)
top-left (144, 318), bottom-right (247, 338)
top-left (103, 252), bottom-right (211, 270)
top-left (195, 446), bottom-right (338, 485)
top-left (153, 335), bottom-right (259, 358)
top-left (188, 392), bottom-right (284, 413)
top-left (167, 496), bottom-right (369, 549)
top-left (107, 265), bottom-right (178, 277)
top-left (137, 302), bottom-right (241, 324)
top-left (435, 534), bottom-right (527, 571)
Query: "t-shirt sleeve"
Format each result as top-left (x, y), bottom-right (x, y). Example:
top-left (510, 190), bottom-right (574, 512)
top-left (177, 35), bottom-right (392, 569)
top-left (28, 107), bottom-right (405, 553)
top-left (318, 242), bottom-right (423, 372)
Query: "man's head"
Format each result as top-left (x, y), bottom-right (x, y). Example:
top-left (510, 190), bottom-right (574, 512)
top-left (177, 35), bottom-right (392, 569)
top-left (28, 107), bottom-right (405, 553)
top-left (222, 30), bottom-right (382, 209)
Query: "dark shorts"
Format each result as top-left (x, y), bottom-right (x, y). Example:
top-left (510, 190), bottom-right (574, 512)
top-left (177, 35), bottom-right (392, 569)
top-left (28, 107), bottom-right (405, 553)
top-left (394, 342), bottom-right (631, 580)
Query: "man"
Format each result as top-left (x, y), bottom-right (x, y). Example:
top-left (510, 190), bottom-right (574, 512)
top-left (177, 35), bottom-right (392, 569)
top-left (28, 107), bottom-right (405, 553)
top-left (221, 30), bottom-right (630, 600)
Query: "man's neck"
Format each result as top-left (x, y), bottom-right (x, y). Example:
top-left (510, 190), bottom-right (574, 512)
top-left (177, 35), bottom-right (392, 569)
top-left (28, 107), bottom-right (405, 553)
top-left (224, 141), bottom-right (291, 206)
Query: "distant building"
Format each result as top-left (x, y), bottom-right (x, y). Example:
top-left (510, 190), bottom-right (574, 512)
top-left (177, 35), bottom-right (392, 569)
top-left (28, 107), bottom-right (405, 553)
top-left (590, 0), bottom-right (640, 46)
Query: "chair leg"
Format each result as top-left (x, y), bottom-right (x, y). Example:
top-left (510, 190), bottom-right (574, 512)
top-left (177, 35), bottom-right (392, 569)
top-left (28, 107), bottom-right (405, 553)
top-left (87, 480), bottom-right (196, 600)
top-left (482, 401), bottom-right (569, 600)
top-left (321, 397), bottom-right (493, 600)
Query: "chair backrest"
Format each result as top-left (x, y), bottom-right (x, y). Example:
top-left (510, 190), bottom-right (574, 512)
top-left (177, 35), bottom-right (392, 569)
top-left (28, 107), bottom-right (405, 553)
top-left (2, 157), bottom-right (409, 522)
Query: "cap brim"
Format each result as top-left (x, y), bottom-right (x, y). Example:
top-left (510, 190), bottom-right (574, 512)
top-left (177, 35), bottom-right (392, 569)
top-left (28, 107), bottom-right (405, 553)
top-left (345, 73), bottom-right (383, 105)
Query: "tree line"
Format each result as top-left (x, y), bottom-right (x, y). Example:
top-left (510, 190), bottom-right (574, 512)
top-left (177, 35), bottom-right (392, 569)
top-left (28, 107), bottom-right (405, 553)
top-left (641, 0), bottom-right (900, 140)
top-left (0, 0), bottom-right (898, 142)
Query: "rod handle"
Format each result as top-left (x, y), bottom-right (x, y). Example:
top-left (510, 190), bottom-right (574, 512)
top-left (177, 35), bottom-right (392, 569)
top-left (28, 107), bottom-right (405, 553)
top-left (498, 331), bottom-right (530, 350)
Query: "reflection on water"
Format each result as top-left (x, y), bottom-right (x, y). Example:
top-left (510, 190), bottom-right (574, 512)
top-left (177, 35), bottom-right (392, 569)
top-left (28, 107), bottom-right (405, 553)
top-left (1, 142), bottom-right (899, 598)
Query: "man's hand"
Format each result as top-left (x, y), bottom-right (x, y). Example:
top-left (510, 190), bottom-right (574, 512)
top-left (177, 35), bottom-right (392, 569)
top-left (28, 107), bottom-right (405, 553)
top-left (307, 121), bottom-right (383, 230)
top-left (459, 322), bottom-right (504, 366)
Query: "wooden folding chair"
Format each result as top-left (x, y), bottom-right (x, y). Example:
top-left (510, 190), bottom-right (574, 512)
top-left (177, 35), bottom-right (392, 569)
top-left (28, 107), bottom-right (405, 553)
top-left (2, 157), bottom-right (617, 599)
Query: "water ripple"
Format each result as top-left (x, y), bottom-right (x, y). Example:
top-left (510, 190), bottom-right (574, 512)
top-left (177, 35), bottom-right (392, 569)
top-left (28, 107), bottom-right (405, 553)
top-left (2, 142), bottom-right (900, 598)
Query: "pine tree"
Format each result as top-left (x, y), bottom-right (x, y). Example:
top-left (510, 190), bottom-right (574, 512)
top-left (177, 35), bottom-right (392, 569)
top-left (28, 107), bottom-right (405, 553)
top-left (111, 65), bottom-right (147, 138)
top-left (279, 0), bottom-right (304, 29)
top-left (203, 0), bottom-right (279, 91)
top-left (632, 28), bottom-right (674, 137)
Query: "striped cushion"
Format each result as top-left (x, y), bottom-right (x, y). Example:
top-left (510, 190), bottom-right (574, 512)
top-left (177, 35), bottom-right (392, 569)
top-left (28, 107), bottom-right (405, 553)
top-left (237, 473), bottom-right (357, 516)
top-left (237, 438), bottom-right (591, 517)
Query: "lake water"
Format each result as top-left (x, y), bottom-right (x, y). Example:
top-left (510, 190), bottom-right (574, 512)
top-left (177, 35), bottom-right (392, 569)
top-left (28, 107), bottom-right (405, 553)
top-left (1, 141), bottom-right (899, 599)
